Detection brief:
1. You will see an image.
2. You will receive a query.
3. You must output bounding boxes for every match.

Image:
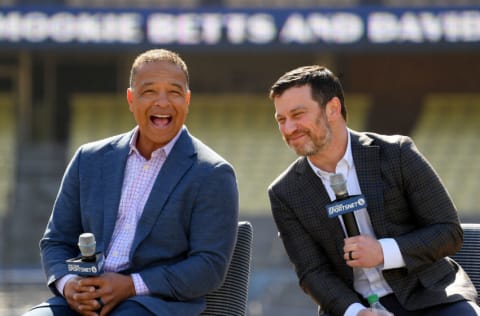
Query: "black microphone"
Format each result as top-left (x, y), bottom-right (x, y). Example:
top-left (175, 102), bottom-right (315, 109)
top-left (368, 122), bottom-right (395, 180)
top-left (329, 173), bottom-right (361, 237)
top-left (66, 232), bottom-right (105, 276)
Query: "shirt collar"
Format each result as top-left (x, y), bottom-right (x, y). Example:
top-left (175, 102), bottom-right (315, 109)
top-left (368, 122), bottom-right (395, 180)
top-left (308, 128), bottom-right (353, 181)
top-left (129, 125), bottom-right (184, 159)
top-left (343, 129), bottom-right (354, 168)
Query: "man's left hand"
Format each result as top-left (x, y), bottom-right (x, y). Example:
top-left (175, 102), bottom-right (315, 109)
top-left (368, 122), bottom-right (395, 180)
top-left (77, 272), bottom-right (136, 316)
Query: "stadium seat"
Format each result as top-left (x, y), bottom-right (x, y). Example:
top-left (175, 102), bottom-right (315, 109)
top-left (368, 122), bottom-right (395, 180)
top-left (411, 94), bottom-right (480, 215)
top-left (0, 94), bottom-right (15, 219)
top-left (451, 223), bottom-right (480, 295)
top-left (69, 93), bottom-right (371, 215)
top-left (201, 221), bottom-right (253, 316)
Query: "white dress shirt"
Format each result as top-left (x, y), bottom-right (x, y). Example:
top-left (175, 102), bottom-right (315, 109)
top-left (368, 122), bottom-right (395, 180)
top-left (307, 129), bottom-right (406, 316)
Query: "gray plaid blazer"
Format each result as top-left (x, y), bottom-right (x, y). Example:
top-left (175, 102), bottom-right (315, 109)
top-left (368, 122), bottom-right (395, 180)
top-left (268, 130), bottom-right (477, 316)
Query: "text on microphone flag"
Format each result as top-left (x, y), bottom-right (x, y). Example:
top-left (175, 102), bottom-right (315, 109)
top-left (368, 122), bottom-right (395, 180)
top-left (326, 195), bottom-right (367, 218)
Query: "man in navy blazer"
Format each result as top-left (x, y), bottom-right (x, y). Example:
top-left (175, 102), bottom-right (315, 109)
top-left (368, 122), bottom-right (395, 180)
top-left (24, 49), bottom-right (239, 316)
top-left (268, 65), bottom-right (480, 316)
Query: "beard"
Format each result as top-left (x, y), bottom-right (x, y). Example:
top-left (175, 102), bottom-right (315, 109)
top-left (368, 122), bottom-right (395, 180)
top-left (285, 115), bottom-right (332, 157)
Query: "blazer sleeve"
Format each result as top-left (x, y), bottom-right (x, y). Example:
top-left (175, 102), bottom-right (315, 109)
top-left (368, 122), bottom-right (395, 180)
top-left (385, 136), bottom-right (463, 273)
top-left (40, 148), bottom-right (85, 294)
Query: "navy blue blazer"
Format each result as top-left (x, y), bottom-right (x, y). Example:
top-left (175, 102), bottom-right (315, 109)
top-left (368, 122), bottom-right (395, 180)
top-left (39, 127), bottom-right (239, 315)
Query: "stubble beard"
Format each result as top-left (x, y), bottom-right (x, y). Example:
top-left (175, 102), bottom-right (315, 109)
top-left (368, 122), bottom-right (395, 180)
top-left (286, 116), bottom-right (332, 157)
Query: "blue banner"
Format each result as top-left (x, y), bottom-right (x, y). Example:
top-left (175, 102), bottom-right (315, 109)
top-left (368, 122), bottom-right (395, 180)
top-left (1, 6), bottom-right (479, 51)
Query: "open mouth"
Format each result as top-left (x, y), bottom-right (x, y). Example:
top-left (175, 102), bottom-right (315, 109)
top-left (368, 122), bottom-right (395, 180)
top-left (150, 114), bottom-right (172, 128)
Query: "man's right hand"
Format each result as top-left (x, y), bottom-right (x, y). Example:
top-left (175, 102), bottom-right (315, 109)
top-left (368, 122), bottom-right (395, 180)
top-left (64, 276), bottom-right (101, 316)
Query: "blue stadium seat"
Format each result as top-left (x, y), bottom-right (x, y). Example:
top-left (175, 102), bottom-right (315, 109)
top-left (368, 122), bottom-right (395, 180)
top-left (451, 223), bottom-right (480, 295)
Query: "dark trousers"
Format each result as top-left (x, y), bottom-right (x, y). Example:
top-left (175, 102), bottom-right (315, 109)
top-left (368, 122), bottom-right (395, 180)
top-left (22, 300), bottom-right (155, 316)
top-left (380, 294), bottom-right (480, 316)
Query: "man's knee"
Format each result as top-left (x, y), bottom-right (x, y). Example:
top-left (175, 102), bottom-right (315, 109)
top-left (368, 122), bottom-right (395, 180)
top-left (22, 305), bottom-right (78, 316)
top-left (109, 300), bottom-right (154, 316)
top-left (425, 300), bottom-right (480, 316)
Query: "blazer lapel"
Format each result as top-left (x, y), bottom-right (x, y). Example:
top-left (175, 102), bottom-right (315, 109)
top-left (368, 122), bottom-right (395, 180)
top-left (296, 157), bottom-right (354, 280)
top-left (102, 131), bottom-right (132, 251)
top-left (350, 131), bottom-right (388, 237)
top-left (295, 158), bottom-right (346, 241)
top-left (130, 129), bottom-right (195, 255)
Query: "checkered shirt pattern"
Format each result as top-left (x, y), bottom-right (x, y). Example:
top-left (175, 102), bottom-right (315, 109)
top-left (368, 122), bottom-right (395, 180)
top-left (104, 146), bottom-right (167, 295)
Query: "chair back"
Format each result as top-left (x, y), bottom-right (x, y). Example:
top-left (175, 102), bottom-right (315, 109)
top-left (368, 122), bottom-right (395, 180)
top-left (201, 221), bottom-right (253, 316)
top-left (451, 223), bottom-right (480, 295)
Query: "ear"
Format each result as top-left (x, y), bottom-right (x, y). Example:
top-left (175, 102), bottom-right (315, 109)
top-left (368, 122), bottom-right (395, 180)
top-left (185, 90), bottom-right (191, 113)
top-left (127, 88), bottom-right (134, 113)
top-left (325, 97), bottom-right (342, 121)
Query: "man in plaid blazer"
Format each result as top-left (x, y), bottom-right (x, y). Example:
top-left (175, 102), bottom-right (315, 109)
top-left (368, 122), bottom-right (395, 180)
top-left (268, 65), bottom-right (480, 316)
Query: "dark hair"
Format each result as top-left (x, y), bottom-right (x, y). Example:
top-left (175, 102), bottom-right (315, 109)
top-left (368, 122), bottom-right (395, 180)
top-left (269, 65), bottom-right (347, 121)
top-left (129, 49), bottom-right (189, 89)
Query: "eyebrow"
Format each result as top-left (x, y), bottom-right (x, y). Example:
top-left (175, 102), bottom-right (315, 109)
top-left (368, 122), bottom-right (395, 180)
top-left (275, 105), bottom-right (307, 118)
top-left (290, 105), bottom-right (307, 111)
top-left (171, 82), bottom-right (187, 91)
top-left (137, 80), bottom-right (186, 91)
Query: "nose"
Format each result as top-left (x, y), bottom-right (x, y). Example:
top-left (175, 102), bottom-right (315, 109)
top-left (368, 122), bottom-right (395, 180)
top-left (281, 119), bottom-right (297, 136)
top-left (153, 91), bottom-right (169, 106)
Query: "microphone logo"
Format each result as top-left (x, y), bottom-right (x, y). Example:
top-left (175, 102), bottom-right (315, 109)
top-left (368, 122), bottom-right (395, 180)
top-left (326, 195), bottom-right (367, 218)
top-left (66, 232), bottom-right (105, 276)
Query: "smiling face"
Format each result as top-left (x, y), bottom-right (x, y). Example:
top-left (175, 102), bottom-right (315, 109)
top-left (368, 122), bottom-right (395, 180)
top-left (274, 84), bottom-right (332, 157)
top-left (127, 60), bottom-right (191, 158)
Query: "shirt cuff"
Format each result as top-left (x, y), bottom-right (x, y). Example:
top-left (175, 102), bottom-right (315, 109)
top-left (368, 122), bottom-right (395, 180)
top-left (379, 238), bottom-right (406, 270)
top-left (55, 274), bottom-right (77, 297)
top-left (345, 303), bottom-right (367, 316)
top-left (132, 273), bottom-right (150, 296)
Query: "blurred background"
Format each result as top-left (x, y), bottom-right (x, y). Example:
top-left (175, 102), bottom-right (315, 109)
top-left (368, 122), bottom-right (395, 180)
top-left (1, 0), bottom-right (480, 315)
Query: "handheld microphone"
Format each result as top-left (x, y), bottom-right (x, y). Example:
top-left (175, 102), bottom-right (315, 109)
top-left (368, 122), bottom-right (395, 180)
top-left (78, 233), bottom-right (97, 262)
top-left (66, 232), bottom-right (105, 276)
top-left (327, 173), bottom-right (363, 237)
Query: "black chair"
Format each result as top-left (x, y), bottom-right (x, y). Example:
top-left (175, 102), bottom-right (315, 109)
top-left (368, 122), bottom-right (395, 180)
top-left (201, 221), bottom-right (253, 316)
top-left (451, 223), bottom-right (480, 294)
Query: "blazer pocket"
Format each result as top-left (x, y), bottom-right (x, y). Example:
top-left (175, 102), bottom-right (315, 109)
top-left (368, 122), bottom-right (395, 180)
top-left (417, 259), bottom-right (456, 289)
